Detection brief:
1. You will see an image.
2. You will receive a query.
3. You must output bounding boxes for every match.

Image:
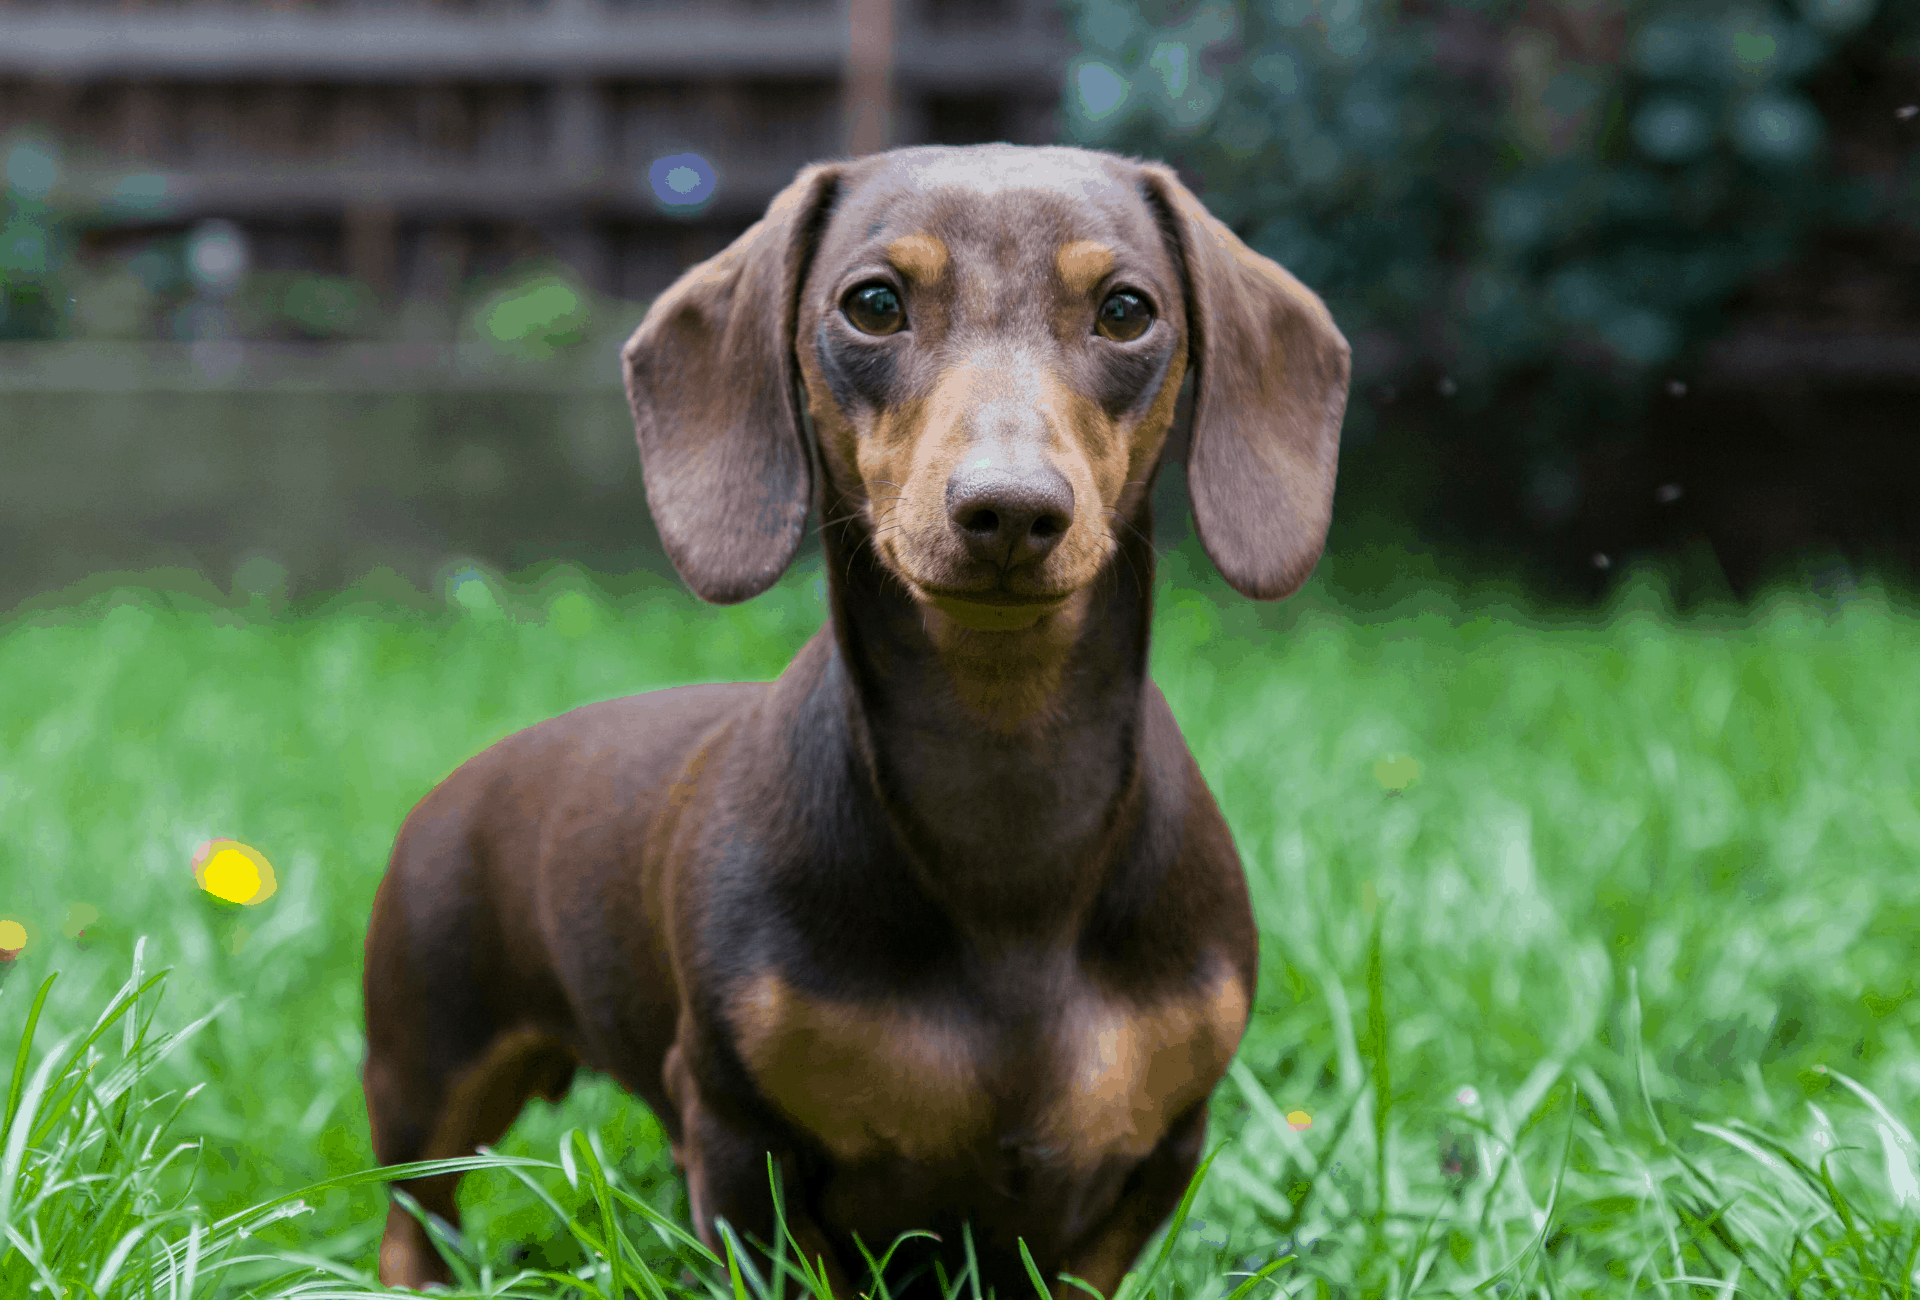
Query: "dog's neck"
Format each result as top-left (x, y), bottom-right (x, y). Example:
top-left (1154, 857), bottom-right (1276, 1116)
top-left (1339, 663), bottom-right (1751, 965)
top-left (816, 498), bottom-right (1158, 941)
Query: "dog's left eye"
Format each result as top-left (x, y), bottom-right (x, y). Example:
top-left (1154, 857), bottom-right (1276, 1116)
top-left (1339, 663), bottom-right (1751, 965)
top-left (1095, 290), bottom-right (1153, 342)
top-left (843, 283), bottom-right (906, 335)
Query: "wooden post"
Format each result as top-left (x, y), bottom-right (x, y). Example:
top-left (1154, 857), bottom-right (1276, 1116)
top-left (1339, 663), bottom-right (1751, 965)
top-left (845, 0), bottom-right (893, 157)
top-left (121, 82), bottom-right (160, 160)
top-left (553, 80), bottom-right (602, 183)
top-left (345, 203), bottom-right (397, 300)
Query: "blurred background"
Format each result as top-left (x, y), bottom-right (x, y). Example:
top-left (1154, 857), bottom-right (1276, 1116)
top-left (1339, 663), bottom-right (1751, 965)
top-left (1, 0), bottom-right (1917, 615)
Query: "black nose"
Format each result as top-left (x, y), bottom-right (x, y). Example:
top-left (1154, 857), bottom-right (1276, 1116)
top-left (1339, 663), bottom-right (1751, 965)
top-left (945, 463), bottom-right (1075, 567)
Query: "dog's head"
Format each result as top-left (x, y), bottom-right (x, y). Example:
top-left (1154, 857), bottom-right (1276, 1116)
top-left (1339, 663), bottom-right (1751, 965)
top-left (623, 144), bottom-right (1350, 626)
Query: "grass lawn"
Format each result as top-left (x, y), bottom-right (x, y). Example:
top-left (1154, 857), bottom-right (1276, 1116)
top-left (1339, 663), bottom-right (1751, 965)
top-left (2, 545), bottom-right (1918, 1298)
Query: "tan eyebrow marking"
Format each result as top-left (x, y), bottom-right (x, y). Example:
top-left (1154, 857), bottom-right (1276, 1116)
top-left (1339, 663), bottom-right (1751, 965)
top-left (886, 233), bottom-right (949, 284)
top-left (1056, 241), bottom-right (1115, 296)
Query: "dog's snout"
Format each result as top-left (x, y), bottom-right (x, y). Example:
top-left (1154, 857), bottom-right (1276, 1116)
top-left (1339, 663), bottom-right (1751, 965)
top-left (946, 462), bottom-right (1075, 567)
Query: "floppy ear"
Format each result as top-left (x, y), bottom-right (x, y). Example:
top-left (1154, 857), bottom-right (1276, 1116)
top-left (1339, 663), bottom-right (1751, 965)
top-left (622, 164), bottom-right (843, 604)
top-left (1140, 164), bottom-right (1351, 601)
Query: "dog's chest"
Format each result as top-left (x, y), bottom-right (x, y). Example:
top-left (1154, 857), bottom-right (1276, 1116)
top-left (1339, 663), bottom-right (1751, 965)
top-left (726, 962), bottom-right (1247, 1168)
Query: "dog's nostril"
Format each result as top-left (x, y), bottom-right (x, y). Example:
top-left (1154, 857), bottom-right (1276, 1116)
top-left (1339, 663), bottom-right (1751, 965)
top-left (1030, 515), bottom-right (1062, 540)
top-left (961, 508), bottom-right (1001, 536)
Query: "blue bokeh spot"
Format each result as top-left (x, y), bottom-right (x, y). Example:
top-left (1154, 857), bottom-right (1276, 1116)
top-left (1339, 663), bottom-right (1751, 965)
top-left (5, 143), bottom-right (57, 199)
top-left (649, 153), bottom-right (715, 208)
top-left (1075, 62), bottom-right (1130, 121)
top-left (1632, 98), bottom-right (1712, 161)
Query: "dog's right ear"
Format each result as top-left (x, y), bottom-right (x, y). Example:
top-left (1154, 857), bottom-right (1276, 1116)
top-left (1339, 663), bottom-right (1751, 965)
top-left (622, 164), bottom-right (843, 604)
top-left (1139, 163), bottom-right (1350, 602)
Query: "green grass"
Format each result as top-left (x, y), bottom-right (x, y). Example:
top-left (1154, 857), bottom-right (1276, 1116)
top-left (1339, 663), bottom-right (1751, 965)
top-left (3, 546), bottom-right (1919, 1297)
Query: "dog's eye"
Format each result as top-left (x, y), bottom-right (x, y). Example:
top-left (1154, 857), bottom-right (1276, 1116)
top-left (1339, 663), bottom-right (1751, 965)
top-left (1095, 289), bottom-right (1152, 342)
top-left (843, 283), bottom-right (906, 336)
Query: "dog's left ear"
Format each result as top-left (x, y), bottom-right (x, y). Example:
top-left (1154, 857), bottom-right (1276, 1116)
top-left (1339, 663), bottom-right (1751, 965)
top-left (622, 163), bottom-right (843, 604)
top-left (1140, 164), bottom-right (1351, 601)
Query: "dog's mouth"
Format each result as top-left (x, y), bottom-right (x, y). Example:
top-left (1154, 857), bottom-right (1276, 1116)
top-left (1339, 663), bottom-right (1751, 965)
top-left (918, 585), bottom-right (1063, 607)
top-left (911, 583), bottom-right (1074, 631)
top-left (872, 509), bottom-right (1103, 631)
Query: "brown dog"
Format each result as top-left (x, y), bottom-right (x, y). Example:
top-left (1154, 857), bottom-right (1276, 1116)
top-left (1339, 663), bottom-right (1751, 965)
top-left (363, 142), bottom-right (1349, 1297)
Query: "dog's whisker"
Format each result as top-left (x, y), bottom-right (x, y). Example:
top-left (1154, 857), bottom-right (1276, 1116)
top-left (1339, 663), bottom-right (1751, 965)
top-left (1101, 508), bottom-right (1164, 566)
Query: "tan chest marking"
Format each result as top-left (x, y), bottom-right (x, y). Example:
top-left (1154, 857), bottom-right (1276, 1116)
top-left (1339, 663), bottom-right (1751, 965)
top-left (729, 972), bottom-right (990, 1164)
top-left (1041, 971), bottom-right (1249, 1165)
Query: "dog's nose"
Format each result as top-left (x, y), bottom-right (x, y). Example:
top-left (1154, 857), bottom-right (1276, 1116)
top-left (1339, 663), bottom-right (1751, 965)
top-left (945, 462), bottom-right (1075, 567)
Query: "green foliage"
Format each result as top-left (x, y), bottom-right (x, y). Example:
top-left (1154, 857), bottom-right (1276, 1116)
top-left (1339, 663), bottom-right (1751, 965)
top-left (1, 137), bottom-right (71, 341)
top-left (0, 950), bottom-right (730, 1298)
top-left (1061, 0), bottom-right (1920, 450)
top-left (0, 945), bottom-right (322, 1300)
top-left (471, 271), bottom-right (594, 361)
top-left (277, 275), bottom-right (382, 341)
top-left (0, 130), bottom-right (606, 348)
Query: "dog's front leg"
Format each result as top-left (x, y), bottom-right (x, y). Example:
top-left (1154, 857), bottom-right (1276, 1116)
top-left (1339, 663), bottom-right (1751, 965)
top-left (1053, 1102), bottom-right (1210, 1300)
top-left (680, 1107), bottom-right (855, 1298)
top-left (667, 1047), bottom-right (856, 1297)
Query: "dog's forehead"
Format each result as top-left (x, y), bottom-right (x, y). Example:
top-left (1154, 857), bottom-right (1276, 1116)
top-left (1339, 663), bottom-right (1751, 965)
top-left (813, 146), bottom-right (1168, 277)
top-left (873, 145), bottom-right (1128, 200)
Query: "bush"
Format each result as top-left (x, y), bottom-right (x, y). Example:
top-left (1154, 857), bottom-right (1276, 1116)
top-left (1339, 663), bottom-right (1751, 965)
top-left (1060, 0), bottom-right (1920, 544)
top-left (1, 137), bottom-right (70, 341)
top-left (469, 269), bottom-right (594, 361)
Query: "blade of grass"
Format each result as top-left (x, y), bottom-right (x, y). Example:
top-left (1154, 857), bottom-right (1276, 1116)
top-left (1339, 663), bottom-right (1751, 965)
top-left (4, 1223), bottom-right (64, 1297)
top-left (1114, 1145), bottom-right (1219, 1300)
top-left (1395, 1196), bottom-right (1450, 1299)
top-left (607, 1183), bottom-right (726, 1267)
top-left (1819, 1066), bottom-right (1919, 1151)
top-left (1470, 1079), bottom-right (1577, 1295)
top-left (1018, 1238), bottom-right (1049, 1300)
top-left (720, 1219), bottom-right (762, 1300)
top-left (488, 1141), bottom-right (578, 1226)
top-left (390, 1185), bottom-right (480, 1292)
top-left (1053, 1274), bottom-right (1104, 1300)
top-left (1626, 968), bottom-right (1669, 1148)
top-left (766, 1155), bottom-right (793, 1300)
top-left (1220, 1252), bottom-right (1296, 1300)
top-left (849, 1227), bottom-right (942, 1300)
top-left (572, 1126), bottom-right (658, 1300)
top-left (28, 971), bottom-right (179, 1151)
top-left (1366, 901), bottom-right (1390, 1230)
top-left (0, 1027), bottom-right (80, 1232)
top-left (178, 1221), bottom-right (203, 1300)
top-left (526, 1266), bottom-right (614, 1300)
top-left (91, 1218), bottom-right (164, 1295)
top-left (1719, 1119), bottom-right (1837, 1209)
top-left (1817, 1151), bottom-right (1888, 1294)
top-left (3, 971), bottom-right (55, 1141)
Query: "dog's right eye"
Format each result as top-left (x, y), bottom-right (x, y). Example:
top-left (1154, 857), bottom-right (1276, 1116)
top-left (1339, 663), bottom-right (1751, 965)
top-left (843, 283), bottom-right (906, 336)
top-left (1095, 289), bottom-right (1153, 342)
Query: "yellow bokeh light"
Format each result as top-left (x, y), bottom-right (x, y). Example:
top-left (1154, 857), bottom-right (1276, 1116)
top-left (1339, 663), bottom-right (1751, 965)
top-left (0, 919), bottom-right (26, 951)
top-left (205, 850), bottom-right (260, 902)
top-left (191, 839), bottom-right (278, 905)
top-left (1285, 1109), bottom-right (1313, 1131)
top-left (1373, 755), bottom-right (1421, 792)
